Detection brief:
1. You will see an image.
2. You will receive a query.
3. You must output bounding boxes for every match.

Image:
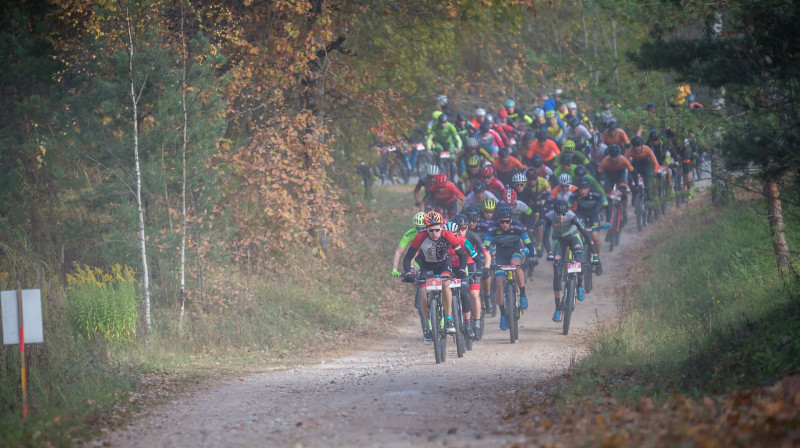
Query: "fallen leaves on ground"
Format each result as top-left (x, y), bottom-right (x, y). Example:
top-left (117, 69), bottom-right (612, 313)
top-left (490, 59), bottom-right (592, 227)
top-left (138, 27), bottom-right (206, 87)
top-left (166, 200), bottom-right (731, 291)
top-left (509, 374), bottom-right (800, 447)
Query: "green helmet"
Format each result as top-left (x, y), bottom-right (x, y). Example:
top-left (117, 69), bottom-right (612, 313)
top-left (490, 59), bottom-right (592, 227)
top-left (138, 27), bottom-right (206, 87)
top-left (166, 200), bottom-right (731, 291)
top-left (413, 212), bottom-right (426, 227)
top-left (432, 110), bottom-right (442, 120)
top-left (467, 155), bottom-right (482, 167)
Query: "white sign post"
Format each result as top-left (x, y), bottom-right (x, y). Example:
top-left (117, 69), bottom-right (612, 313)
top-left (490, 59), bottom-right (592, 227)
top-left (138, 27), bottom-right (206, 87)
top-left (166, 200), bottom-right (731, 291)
top-left (1, 285), bottom-right (43, 419)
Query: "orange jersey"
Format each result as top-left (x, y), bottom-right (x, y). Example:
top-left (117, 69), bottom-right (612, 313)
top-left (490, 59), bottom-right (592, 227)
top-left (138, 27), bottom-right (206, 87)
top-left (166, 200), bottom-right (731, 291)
top-left (602, 129), bottom-right (630, 146)
top-left (626, 145), bottom-right (660, 173)
top-left (597, 156), bottom-right (634, 173)
top-left (493, 156), bottom-right (525, 172)
top-left (524, 139), bottom-right (560, 162)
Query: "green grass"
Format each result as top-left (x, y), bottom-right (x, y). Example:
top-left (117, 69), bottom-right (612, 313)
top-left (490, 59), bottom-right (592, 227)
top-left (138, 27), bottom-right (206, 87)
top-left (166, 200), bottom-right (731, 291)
top-left (0, 183), bottom-right (417, 446)
top-left (577, 197), bottom-right (800, 398)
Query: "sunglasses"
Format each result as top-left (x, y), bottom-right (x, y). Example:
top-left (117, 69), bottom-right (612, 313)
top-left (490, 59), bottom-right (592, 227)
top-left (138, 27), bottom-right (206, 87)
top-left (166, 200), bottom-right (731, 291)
top-left (556, 212), bottom-right (567, 217)
top-left (427, 228), bottom-right (442, 233)
top-left (416, 226), bottom-right (427, 232)
top-left (499, 219), bottom-right (512, 224)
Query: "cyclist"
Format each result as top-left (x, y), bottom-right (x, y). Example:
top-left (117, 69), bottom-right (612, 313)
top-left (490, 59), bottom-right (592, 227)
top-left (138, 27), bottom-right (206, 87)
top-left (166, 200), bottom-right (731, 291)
top-left (459, 153), bottom-right (486, 192)
top-left (565, 117), bottom-right (593, 153)
top-left (403, 211), bottom-right (468, 336)
top-left (443, 220), bottom-right (476, 340)
top-left (471, 107), bottom-right (487, 130)
top-left (453, 214), bottom-right (492, 340)
top-left (573, 164), bottom-right (606, 197)
top-left (464, 180), bottom-right (499, 209)
top-left (601, 120), bottom-right (630, 148)
top-left (436, 95), bottom-right (454, 121)
top-left (455, 111), bottom-right (476, 142)
top-left (457, 137), bottom-right (492, 179)
top-left (481, 165), bottom-right (506, 198)
top-left (502, 185), bottom-right (535, 229)
top-left (475, 120), bottom-right (504, 156)
top-left (550, 173), bottom-right (578, 203)
top-left (426, 112), bottom-right (462, 178)
top-left (464, 206), bottom-right (494, 313)
top-left (553, 140), bottom-right (590, 168)
top-left (545, 110), bottom-right (567, 143)
top-left (428, 173), bottom-right (465, 219)
top-left (413, 165), bottom-right (441, 211)
top-left (528, 154), bottom-right (554, 181)
top-left (392, 212), bottom-right (428, 342)
top-left (522, 129), bottom-right (560, 168)
top-left (597, 144), bottom-right (634, 225)
top-left (493, 147), bottom-right (525, 186)
top-left (542, 200), bottom-right (600, 322)
top-left (503, 98), bottom-right (528, 129)
top-left (483, 205), bottom-right (537, 330)
top-left (517, 167), bottom-right (551, 255)
top-left (566, 101), bottom-right (593, 131)
top-left (626, 135), bottom-right (660, 215)
top-left (569, 176), bottom-right (608, 252)
top-left (530, 107), bottom-right (547, 133)
top-left (474, 197), bottom-right (497, 238)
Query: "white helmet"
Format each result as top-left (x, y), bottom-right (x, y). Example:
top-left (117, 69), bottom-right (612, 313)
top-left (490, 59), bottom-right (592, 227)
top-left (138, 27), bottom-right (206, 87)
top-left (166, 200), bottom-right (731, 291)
top-left (558, 173), bottom-right (573, 186)
top-left (567, 101), bottom-right (577, 110)
top-left (427, 165), bottom-right (441, 176)
top-left (485, 114), bottom-right (494, 123)
top-left (512, 172), bottom-right (527, 184)
top-left (475, 108), bottom-right (486, 117)
top-left (551, 88), bottom-right (563, 96)
top-left (436, 95), bottom-right (448, 106)
top-left (533, 107), bottom-right (544, 117)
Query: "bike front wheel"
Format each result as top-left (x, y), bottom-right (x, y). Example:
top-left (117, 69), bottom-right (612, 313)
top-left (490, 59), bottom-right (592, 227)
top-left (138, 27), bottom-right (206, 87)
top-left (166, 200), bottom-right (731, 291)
top-left (562, 277), bottom-right (576, 335)
top-left (504, 281), bottom-right (518, 344)
top-left (453, 290), bottom-right (466, 358)
top-left (429, 295), bottom-right (445, 364)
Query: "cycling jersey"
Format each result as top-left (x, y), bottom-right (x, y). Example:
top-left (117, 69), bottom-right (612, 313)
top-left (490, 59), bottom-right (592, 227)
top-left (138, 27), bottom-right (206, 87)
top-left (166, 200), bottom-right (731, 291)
top-left (626, 145), bottom-right (660, 173)
top-left (569, 188), bottom-right (608, 213)
top-left (523, 139), bottom-right (560, 163)
top-left (550, 185), bottom-right (578, 202)
top-left (565, 125), bottom-right (593, 148)
top-left (493, 156), bottom-right (525, 185)
top-left (427, 121), bottom-right (462, 151)
top-left (483, 218), bottom-right (534, 250)
top-left (464, 190), bottom-right (499, 209)
top-left (518, 178), bottom-right (550, 208)
top-left (398, 227), bottom-right (422, 249)
top-left (473, 216), bottom-right (495, 237)
top-left (403, 229), bottom-right (467, 273)
top-left (597, 156), bottom-right (634, 174)
top-left (542, 210), bottom-right (596, 252)
top-left (602, 129), bottom-right (631, 147)
top-left (430, 181), bottom-right (465, 204)
top-left (546, 119), bottom-right (567, 142)
top-left (482, 177), bottom-right (506, 198)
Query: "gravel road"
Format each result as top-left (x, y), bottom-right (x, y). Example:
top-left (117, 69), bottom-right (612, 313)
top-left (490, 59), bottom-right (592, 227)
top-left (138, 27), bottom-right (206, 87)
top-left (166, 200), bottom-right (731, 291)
top-left (102, 219), bottom-right (644, 447)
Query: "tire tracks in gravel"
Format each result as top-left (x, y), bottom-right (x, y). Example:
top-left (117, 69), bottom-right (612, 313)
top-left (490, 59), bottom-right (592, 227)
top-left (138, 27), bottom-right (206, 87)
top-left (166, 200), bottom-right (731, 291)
top-left (99, 212), bottom-right (649, 448)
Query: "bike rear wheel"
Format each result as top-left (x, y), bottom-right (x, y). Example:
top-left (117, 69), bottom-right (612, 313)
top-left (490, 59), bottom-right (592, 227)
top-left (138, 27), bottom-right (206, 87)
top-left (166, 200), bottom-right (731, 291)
top-left (635, 192), bottom-right (645, 232)
top-left (453, 290), bottom-right (466, 358)
top-left (429, 295), bottom-right (445, 363)
top-left (583, 259), bottom-right (593, 295)
top-left (504, 281), bottom-right (518, 343)
top-left (608, 206), bottom-right (620, 252)
top-left (562, 277), bottom-right (576, 335)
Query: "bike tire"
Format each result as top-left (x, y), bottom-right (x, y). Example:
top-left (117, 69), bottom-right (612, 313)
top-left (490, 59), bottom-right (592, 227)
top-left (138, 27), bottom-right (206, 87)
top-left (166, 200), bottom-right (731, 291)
top-left (584, 258), bottom-right (593, 295)
top-left (563, 278), bottom-right (575, 335)
top-left (608, 207), bottom-right (619, 252)
top-left (504, 281), bottom-right (518, 344)
top-left (430, 295), bottom-right (444, 364)
top-left (480, 290), bottom-right (487, 332)
top-left (453, 289), bottom-right (466, 358)
top-left (489, 276), bottom-right (497, 317)
top-left (415, 288), bottom-right (427, 338)
top-left (635, 194), bottom-right (645, 232)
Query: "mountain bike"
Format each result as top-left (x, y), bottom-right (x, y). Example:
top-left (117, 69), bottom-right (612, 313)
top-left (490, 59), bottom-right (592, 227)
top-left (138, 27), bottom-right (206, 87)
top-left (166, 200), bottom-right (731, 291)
top-left (409, 273), bottom-right (464, 363)
top-left (498, 265), bottom-right (521, 344)
top-left (630, 172), bottom-right (647, 232)
top-left (605, 186), bottom-right (623, 252)
top-left (556, 257), bottom-right (582, 335)
top-left (654, 166), bottom-right (669, 218)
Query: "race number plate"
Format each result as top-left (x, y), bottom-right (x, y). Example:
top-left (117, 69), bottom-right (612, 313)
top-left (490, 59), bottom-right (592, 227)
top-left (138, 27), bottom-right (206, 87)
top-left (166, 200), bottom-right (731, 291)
top-left (500, 265), bottom-right (517, 271)
top-left (567, 262), bottom-right (582, 273)
top-left (609, 191), bottom-right (622, 201)
top-left (440, 152), bottom-right (450, 159)
top-left (448, 279), bottom-right (461, 288)
top-left (510, 138), bottom-right (516, 146)
top-left (425, 278), bottom-right (443, 291)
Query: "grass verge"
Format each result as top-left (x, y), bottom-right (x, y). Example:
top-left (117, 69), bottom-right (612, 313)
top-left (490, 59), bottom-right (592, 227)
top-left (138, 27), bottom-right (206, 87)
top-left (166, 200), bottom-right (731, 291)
top-left (0, 183), bottom-right (416, 447)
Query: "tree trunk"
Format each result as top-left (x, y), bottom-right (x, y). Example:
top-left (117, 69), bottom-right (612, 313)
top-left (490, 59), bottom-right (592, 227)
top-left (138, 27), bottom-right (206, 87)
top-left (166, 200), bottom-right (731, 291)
top-left (763, 181), bottom-right (796, 279)
top-left (179, 2), bottom-right (188, 332)
top-left (127, 6), bottom-right (152, 332)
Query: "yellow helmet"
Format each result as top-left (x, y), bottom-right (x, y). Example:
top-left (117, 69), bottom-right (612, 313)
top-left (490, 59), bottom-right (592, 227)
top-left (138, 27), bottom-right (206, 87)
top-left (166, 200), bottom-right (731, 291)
top-left (563, 139), bottom-right (576, 150)
top-left (413, 212), bottom-right (426, 227)
top-left (432, 110), bottom-right (442, 120)
top-left (482, 198), bottom-right (497, 212)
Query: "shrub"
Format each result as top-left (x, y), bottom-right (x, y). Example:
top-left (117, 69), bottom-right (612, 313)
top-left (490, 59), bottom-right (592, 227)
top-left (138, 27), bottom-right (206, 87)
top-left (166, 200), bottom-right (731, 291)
top-left (66, 264), bottom-right (138, 342)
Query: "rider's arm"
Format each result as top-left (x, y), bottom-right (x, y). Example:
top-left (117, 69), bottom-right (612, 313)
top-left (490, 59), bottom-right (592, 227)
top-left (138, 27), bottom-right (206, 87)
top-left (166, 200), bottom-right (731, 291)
top-left (402, 233), bottom-right (426, 273)
top-left (647, 147), bottom-right (660, 172)
top-left (588, 174), bottom-right (606, 197)
top-left (444, 231), bottom-right (468, 271)
top-left (572, 215), bottom-right (597, 255)
top-left (451, 125), bottom-right (463, 149)
top-left (542, 219), bottom-right (553, 254)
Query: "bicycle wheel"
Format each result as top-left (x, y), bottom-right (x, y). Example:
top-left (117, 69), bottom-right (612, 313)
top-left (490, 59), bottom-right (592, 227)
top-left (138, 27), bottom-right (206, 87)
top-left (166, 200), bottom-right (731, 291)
top-left (480, 290), bottom-right (487, 332)
top-left (562, 277), bottom-right (576, 335)
top-left (583, 257), bottom-right (593, 295)
top-left (504, 281), bottom-right (518, 344)
top-left (415, 288), bottom-right (427, 338)
top-left (608, 207), bottom-right (619, 252)
top-left (489, 277), bottom-right (497, 317)
top-left (429, 295), bottom-right (444, 364)
top-left (613, 208), bottom-right (622, 248)
top-left (453, 289), bottom-right (466, 358)
top-left (635, 193), bottom-right (645, 232)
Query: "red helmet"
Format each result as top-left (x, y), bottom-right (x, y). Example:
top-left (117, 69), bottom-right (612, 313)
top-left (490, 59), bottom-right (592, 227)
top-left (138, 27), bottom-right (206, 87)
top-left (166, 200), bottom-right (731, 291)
top-left (503, 187), bottom-right (517, 206)
top-left (433, 173), bottom-right (448, 187)
top-left (498, 108), bottom-right (509, 118)
top-left (482, 166), bottom-right (494, 178)
top-left (423, 211), bottom-right (443, 227)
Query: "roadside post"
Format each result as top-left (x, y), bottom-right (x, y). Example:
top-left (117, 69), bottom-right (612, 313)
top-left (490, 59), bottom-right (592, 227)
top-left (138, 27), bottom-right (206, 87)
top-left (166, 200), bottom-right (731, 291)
top-left (1, 283), bottom-right (44, 419)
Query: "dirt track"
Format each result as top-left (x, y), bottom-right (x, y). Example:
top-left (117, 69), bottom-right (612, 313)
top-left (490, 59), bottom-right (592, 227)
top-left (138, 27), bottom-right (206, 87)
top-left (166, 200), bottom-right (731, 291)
top-left (101, 217), bottom-right (646, 447)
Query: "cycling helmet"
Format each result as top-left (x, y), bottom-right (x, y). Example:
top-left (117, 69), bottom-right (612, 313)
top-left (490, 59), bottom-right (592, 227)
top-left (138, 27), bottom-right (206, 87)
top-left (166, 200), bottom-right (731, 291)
top-left (465, 137), bottom-right (478, 148)
top-left (496, 204), bottom-right (513, 219)
top-left (533, 107), bottom-right (544, 117)
top-left (558, 173), bottom-right (573, 186)
top-left (646, 102), bottom-right (657, 110)
top-left (464, 206), bottom-right (481, 222)
top-left (631, 135), bottom-right (643, 146)
top-left (438, 113), bottom-right (448, 124)
top-left (456, 111), bottom-right (466, 121)
top-left (472, 181), bottom-right (486, 193)
top-left (424, 211), bottom-right (444, 227)
top-left (452, 213), bottom-right (469, 228)
top-left (444, 221), bottom-right (459, 233)
top-left (479, 121), bottom-right (490, 133)
top-left (535, 129), bottom-right (548, 140)
top-left (467, 155), bottom-right (481, 167)
top-left (436, 94), bottom-right (448, 106)
top-left (433, 173), bottom-right (448, 187)
top-left (498, 147), bottom-right (511, 158)
top-left (525, 167), bottom-right (538, 180)
top-left (482, 166), bottom-right (494, 178)
top-left (688, 93), bottom-right (696, 102)
top-left (531, 154), bottom-right (544, 168)
top-left (608, 144), bottom-right (622, 157)
top-left (576, 177), bottom-right (590, 189)
top-left (482, 197), bottom-right (496, 211)
top-left (504, 99), bottom-right (515, 108)
top-left (563, 139), bottom-right (576, 150)
top-left (427, 165), bottom-right (441, 176)
top-left (574, 164), bottom-right (588, 178)
top-left (512, 171), bottom-right (527, 184)
top-left (498, 108), bottom-right (508, 118)
top-left (413, 212), bottom-right (426, 227)
top-left (432, 110), bottom-right (442, 120)
top-left (545, 110), bottom-right (555, 118)
top-left (475, 108), bottom-right (486, 117)
top-left (503, 188), bottom-right (517, 206)
top-left (486, 114), bottom-right (496, 123)
top-left (553, 199), bottom-right (570, 215)
top-left (567, 101), bottom-right (577, 110)
top-left (551, 88), bottom-right (563, 96)
top-left (569, 117), bottom-right (580, 127)
top-left (608, 120), bottom-right (618, 130)
top-left (560, 153), bottom-right (572, 166)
